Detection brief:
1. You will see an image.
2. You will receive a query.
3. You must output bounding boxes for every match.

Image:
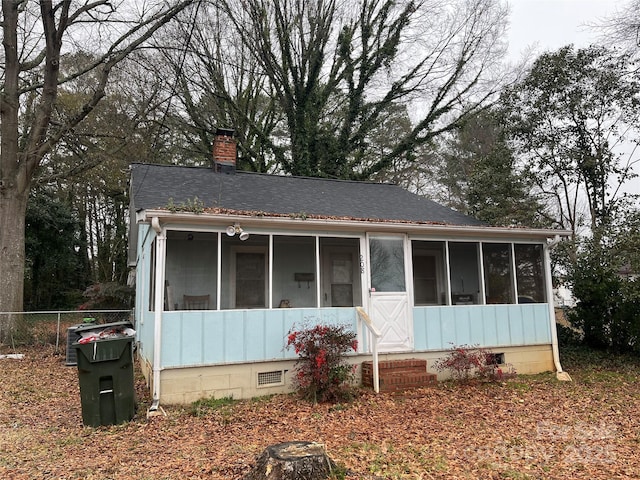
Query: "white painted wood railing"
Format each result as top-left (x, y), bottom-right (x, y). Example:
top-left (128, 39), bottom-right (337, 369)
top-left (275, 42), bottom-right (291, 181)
top-left (355, 307), bottom-right (381, 393)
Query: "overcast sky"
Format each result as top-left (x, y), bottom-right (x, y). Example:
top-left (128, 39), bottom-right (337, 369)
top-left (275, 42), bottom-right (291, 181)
top-left (506, 0), bottom-right (623, 60)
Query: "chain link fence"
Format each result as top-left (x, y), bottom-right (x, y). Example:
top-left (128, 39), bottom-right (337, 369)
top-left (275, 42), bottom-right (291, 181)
top-left (0, 310), bottom-right (134, 352)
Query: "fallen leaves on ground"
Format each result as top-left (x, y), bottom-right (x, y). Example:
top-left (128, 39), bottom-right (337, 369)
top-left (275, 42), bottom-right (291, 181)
top-left (0, 346), bottom-right (638, 479)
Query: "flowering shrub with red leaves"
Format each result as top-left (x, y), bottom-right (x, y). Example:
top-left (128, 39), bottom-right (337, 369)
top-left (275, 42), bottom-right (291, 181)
top-left (287, 324), bottom-right (358, 403)
top-left (433, 344), bottom-right (517, 383)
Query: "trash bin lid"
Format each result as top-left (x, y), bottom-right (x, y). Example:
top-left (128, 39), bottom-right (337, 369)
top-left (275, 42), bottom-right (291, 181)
top-left (73, 321), bottom-right (134, 335)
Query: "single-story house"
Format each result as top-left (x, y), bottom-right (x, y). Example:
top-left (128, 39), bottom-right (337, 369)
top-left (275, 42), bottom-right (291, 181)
top-left (129, 129), bottom-right (571, 406)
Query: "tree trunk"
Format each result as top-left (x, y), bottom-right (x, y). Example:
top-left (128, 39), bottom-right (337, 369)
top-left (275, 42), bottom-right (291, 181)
top-left (243, 442), bottom-right (337, 480)
top-left (0, 188), bottom-right (28, 341)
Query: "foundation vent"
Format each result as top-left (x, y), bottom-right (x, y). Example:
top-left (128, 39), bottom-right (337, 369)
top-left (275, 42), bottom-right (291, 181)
top-left (257, 370), bottom-right (285, 387)
top-left (486, 353), bottom-right (505, 365)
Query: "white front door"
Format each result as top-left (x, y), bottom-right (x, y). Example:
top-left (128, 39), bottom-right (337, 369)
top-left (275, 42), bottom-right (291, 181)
top-left (367, 234), bottom-right (413, 352)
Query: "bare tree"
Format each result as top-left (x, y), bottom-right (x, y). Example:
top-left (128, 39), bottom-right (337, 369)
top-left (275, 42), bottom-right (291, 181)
top-left (0, 0), bottom-right (195, 331)
top-left (172, 0), bottom-right (509, 179)
top-left (146, 6), bottom-right (285, 171)
top-left (596, 0), bottom-right (640, 61)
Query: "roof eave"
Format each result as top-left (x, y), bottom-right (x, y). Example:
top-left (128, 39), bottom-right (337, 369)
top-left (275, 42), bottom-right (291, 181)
top-left (138, 209), bottom-right (572, 240)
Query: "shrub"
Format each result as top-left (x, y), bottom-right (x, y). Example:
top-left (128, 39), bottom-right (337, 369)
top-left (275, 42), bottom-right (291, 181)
top-left (568, 246), bottom-right (640, 354)
top-left (78, 282), bottom-right (134, 310)
top-left (556, 322), bottom-right (583, 346)
top-left (433, 344), bottom-right (516, 383)
top-left (287, 324), bottom-right (358, 403)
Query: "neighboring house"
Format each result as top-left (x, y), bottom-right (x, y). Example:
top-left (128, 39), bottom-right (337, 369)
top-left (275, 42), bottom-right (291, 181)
top-left (553, 284), bottom-right (576, 309)
top-left (618, 264), bottom-right (639, 281)
top-left (129, 129), bottom-right (571, 406)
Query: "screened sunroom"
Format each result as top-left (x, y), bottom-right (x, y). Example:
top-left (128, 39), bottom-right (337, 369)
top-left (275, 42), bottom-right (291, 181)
top-left (154, 230), bottom-right (548, 313)
top-left (159, 231), bottom-right (363, 311)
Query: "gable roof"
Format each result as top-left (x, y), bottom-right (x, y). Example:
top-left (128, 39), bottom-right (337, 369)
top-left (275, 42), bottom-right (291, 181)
top-left (130, 163), bottom-right (485, 227)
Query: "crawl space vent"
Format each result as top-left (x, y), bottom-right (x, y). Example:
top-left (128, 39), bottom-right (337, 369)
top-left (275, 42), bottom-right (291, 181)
top-left (486, 353), bottom-right (505, 365)
top-left (257, 370), bottom-right (284, 387)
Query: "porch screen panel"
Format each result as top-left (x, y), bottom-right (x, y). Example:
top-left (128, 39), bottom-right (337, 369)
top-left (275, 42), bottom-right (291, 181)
top-left (448, 242), bottom-right (480, 305)
top-left (319, 237), bottom-right (362, 307)
top-left (514, 244), bottom-right (546, 303)
top-left (165, 231), bottom-right (217, 310)
top-left (272, 236), bottom-right (317, 308)
top-left (369, 237), bottom-right (405, 292)
top-left (236, 253), bottom-right (266, 307)
top-left (412, 241), bottom-right (447, 305)
top-left (221, 234), bottom-right (269, 309)
top-left (482, 243), bottom-right (515, 304)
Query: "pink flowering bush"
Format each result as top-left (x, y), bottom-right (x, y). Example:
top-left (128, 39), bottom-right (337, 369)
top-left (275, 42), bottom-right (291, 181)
top-left (433, 344), bottom-right (517, 383)
top-left (287, 324), bottom-right (358, 403)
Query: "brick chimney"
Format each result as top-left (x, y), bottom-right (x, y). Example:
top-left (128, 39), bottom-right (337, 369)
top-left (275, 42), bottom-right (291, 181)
top-left (212, 127), bottom-right (236, 173)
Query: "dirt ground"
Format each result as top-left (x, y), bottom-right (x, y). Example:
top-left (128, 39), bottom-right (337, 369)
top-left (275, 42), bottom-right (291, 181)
top-left (0, 345), bottom-right (639, 479)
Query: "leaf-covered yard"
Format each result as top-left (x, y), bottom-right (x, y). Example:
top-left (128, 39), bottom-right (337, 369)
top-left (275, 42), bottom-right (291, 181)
top-left (0, 346), bottom-right (638, 479)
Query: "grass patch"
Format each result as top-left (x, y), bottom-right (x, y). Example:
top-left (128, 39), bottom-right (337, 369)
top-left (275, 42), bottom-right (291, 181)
top-left (328, 403), bottom-right (349, 413)
top-left (579, 369), bottom-right (638, 385)
top-left (407, 444), bottom-right (448, 471)
top-left (500, 470), bottom-right (533, 479)
top-left (560, 344), bottom-right (640, 385)
top-left (560, 344), bottom-right (640, 371)
top-left (190, 395), bottom-right (236, 418)
top-left (249, 394), bottom-right (275, 404)
top-left (327, 463), bottom-right (349, 479)
top-left (339, 441), bottom-right (450, 479)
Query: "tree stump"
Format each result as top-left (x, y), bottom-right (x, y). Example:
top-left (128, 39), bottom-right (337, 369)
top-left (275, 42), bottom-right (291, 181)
top-left (243, 441), bottom-right (338, 480)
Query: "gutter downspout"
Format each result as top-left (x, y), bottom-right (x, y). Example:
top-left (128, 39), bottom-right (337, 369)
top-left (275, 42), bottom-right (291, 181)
top-left (150, 217), bottom-right (167, 410)
top-left (545, 235), bottom-right (572, 381)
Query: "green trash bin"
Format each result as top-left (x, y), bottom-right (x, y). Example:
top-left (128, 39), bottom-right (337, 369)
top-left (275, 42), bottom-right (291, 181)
top-left (73, 324), bottom-right (136, 427)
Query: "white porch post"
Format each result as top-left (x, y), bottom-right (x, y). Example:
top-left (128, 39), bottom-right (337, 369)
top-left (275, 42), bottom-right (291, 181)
top-left (478, 242), bottom-right (487, 304)
top-left (151, 218), bottom-right (167, 409)
top-left (444, 242), bottom-right (452, 305)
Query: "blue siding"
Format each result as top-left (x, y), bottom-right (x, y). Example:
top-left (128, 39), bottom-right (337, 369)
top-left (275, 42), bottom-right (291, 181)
top-left (136, 310), bottom-right (156, 366)
top-left (413, 304), bottom-right (552, 351)
top-left (203, 314), bottom-right (225, 363)
top-left (160, 308), bottom-right (358, 368)
top-left (135, 225), bottom-right (156, 366)
top-left (152, 303), bottom-right (551, 368)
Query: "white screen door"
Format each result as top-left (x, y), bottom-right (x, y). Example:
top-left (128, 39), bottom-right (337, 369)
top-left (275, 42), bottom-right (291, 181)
top-left (367, 234), bottom-right (412, 352)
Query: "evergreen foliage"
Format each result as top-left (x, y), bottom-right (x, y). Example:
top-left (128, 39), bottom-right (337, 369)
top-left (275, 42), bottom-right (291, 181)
top-left (568, 232), bottom-right (640, 354)
top-left (25, 190), bottom-right (86, 309)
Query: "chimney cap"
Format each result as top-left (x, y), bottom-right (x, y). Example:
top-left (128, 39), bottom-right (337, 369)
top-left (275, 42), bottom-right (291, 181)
top-left (215, 127), bottom-right (234, 137)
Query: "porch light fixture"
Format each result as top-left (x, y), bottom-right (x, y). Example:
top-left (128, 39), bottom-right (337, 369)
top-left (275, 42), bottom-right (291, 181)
top-left (226, 223), bottom-right (249, 241)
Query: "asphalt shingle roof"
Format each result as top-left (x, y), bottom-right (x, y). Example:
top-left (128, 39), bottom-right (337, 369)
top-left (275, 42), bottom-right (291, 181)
top-left (130, 163), bottom-right (485, 227)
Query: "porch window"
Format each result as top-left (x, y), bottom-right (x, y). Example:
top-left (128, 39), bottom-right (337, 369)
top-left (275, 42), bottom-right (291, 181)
top-left (369, 237), bottom-right (405, 292)
top-left (515, 244), bottom-right (546, 303)
top-left (272, 236), bottom-right (317, 308)
top-left (221, 234), bottom-right (269, 309)
top-left (320, 237), bottom-right (362, 307)
top-left (482, 243), bottom-right (515, 304)
top-left (165, 231), bottom-right (217, 310)
top-left (448, 242), bottom-right (481, 304)
top-left (412, 241), bottom-right (447, 305)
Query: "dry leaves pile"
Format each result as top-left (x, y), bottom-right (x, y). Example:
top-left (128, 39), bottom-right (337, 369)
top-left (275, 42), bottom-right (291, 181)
top-left (1, 346), bottom-right (638, 479)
